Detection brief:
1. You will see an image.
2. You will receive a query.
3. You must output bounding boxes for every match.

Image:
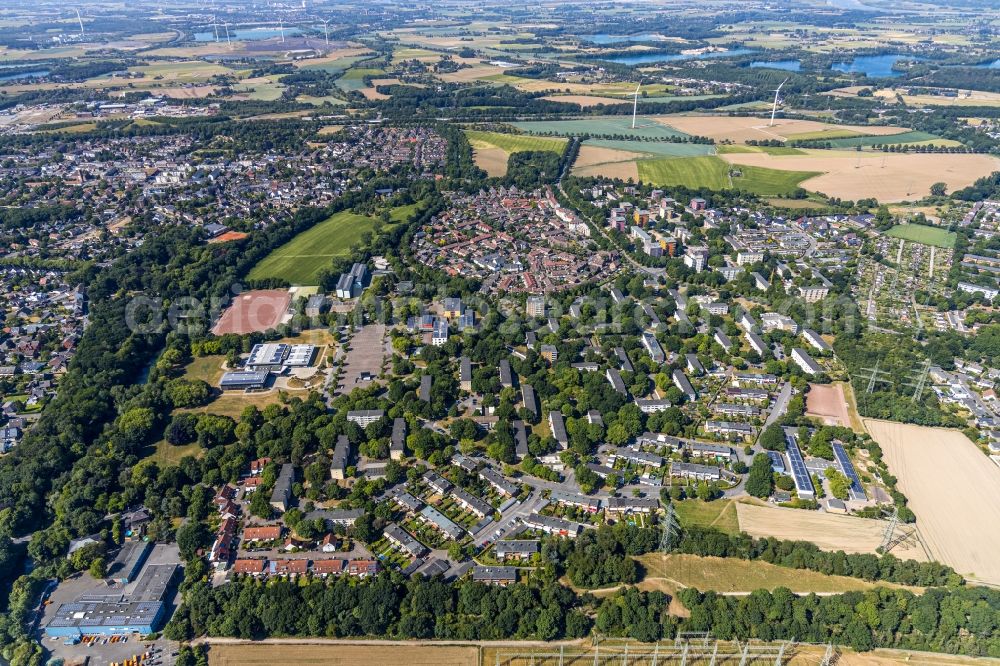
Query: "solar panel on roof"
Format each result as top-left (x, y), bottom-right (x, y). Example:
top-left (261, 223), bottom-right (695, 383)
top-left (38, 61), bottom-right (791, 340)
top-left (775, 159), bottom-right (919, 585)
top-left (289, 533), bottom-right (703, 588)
top-left (784, 430), bottom-right (814, 498)
top-left (833, 442), bottom-right (867, 501)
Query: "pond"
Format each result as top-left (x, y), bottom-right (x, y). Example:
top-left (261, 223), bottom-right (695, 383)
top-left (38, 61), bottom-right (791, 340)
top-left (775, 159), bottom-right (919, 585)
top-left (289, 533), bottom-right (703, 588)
top-left (193, 26), bottom-right (302, 41)
top-left (0, 69), bottom-right (49, 81)
top-left (581, 33), bottom-right (666, 44)
top-left (605, 48), bottom-right (757, 66)
top-left (749, 60), bottom-right (801, 72)
top-left (830, 54), bottom-right (923, 78)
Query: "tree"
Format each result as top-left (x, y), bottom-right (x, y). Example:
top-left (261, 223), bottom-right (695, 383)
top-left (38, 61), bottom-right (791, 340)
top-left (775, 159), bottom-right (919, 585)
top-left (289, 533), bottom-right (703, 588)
top-left (176, 520), bottom-right (211, 560)
top-left (745, 453), bottom-right (775, 499)
top-left (88, 557), bottom-right (107, 579)
top-left (930, 182), bottom-right (947, 197)
top-left (758, 424), bottom-right (786, 451)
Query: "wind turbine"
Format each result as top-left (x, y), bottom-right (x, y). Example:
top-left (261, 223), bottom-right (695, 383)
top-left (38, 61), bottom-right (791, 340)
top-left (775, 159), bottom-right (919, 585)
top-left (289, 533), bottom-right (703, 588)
top-left (212, 15), bottom-right (219, 42)
top-left (628, 81), bottom-right (642, 129)
top-left (279, 19), bottom-right (285, 43)
top-left (320, 19), bottom-right (330, 45)
top-left (223, 22), bottom-right (231, 47)
top-left (769, 77), bottom-right (789, 127)
top-left (75, 8), bottom-right (85, 36)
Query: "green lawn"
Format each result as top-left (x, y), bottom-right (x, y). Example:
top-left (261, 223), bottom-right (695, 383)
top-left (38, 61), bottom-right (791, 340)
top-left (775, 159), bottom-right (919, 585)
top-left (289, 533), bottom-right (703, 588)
top-left (513, 117), bottom-right (689, 140)
top-left (800, 130), bottom-right (942, 148)
top-left (717, 144), bottom-right (806, 156)
top-left (249, 205), bottom-right (419, 284)
top-left (673, 499), bottom-right (741, 535)
top-left (465, 130), bottom-right (567, 154)
top-left (584, 139), bottom-right (715, 158)
top-left (636, 155), bottom-right (816, 195)
top-left (299, 54), bottom-right (376, 73)
top-left (885, 223), bottom-right (957, 249)
top-left (335, 67), bottom-right (385, 92)
top-left (732, 163), bottom-right (820, 196)
top-left (785, 128), bottom-right (865, 141)
top-left (637, 155), bottom-right (732, 189)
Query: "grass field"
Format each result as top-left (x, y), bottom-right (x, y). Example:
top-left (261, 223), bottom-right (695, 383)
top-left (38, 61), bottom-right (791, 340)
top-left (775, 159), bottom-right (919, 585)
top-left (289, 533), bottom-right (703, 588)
top-left (672, 499), bottom-right (741, 535)
top-left (249, 205), bottom-right (418, 285)
top-left (583, 139), bottom-right (715, 158)
top-left (513, 117), bottom-right (689, 140)
top-left (817, 130), bottom-right (942, 148)
top-left (141, 440), bottom-right (202, 466)
top-left (635, 553), bottom-right (906, 595)
top-left (182, 355), bottom-right (227, 385)
top-left (654, 115), bottom-right (908, 144)
top-left (335, 67), bottom-right (385, 92)
top-left (637, 155), bottom-right (731, 189)
top-left (717, 144), bottom-right (806, 156)
top-left (884, 223), bottom-right (957, 248)
top-left (465, 130), bottom-right (567, 154)
top-left (785, 128), bottom-right (866, 141)
top-left (635, 155), bottom-right (817, 195)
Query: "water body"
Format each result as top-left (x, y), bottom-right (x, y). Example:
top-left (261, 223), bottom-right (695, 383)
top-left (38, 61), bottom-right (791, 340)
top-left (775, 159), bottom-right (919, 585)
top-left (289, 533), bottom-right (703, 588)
top-left (193, 26), bottom-right (302, 42)
top-left (582, 33), bottom-right (665, 44)
top-left (977, 59), bottom-right (1000, 69)
top-left (830, 54), bottom-right (923, 78)
top-left (606, 48), bottom-right (757, 66)
top-left (749, 60), bottom-right (801, 72)
top-left (0, 69), bottom-right (49, 81)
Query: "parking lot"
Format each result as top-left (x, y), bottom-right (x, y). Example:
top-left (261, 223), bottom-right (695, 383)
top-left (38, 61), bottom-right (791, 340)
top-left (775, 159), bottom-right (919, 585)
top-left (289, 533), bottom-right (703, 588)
top-left (335, 324), bottom-right (386, 395)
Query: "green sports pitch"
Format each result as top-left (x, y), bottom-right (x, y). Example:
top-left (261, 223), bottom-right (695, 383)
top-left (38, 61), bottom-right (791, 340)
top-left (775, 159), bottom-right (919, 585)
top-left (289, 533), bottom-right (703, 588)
top-left (884, 223), bottom-right (957, 248)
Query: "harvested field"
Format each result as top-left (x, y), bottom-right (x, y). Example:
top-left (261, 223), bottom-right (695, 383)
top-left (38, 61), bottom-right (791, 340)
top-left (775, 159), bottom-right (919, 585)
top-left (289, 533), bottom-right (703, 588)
top-left (865, 419), bottom-right (1000, 586)
top-left (736, 503), bottom-right (927, 561)
top-left (153, 85), bottom-right (218, 98)
top-left (654, 115), bottom-right (907, 143)
top-left (212, 289), bottom-right (291, 335)
top-left (806, 382), bottom-right (851, 427)
top-left (209, 642), bottom-right (478, 666)
top-left (572, 160), bottom-right (638, 181)
top-left (474, 146), bottom-right (510, 176)
top-left (573, 145), bottom-right (645, 169)
top-left (584, 139), bottom-right (715, 158)
top-left (719, 150), bottom-right (1000, 202)
top-left (540, 94), bottom-right (631, 108)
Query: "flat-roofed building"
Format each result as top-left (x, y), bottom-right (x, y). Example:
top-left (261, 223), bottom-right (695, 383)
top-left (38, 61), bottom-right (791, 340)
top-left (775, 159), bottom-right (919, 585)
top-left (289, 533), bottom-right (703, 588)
top-left (607, 497), bottom-right (658, 514)
top-left (526, 295), bottom-right (546, 317)
top-left (549, 411), bottom-right (568, 448)
top-left (331, 436), bottom-right (351, 479)
top-left (219, 371), bottom-right (269, 391)
top-left (523, 513), bottom-right (583, 538)
top-left (459, 356), bottom-right (472, 391)
top-left (390, 418), bottom-right (407, 460)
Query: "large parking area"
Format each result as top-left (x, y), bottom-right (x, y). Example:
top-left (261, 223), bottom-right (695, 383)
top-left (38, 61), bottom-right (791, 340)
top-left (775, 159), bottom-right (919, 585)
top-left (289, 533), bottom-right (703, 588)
top-left (335, 324), bottom-right (386, 395)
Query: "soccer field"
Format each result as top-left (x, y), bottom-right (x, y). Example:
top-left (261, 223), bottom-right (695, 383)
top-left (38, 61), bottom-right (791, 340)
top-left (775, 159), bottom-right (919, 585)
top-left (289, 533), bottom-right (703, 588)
top-left (884, 223), bottom-right (957, 248)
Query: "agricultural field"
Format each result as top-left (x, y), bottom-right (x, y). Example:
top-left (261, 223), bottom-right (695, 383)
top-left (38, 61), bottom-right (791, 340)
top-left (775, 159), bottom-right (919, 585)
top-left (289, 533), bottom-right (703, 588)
top-left (465, 130), bottom-right (567, 176)
top-left (718, 150), bottom-right (1000, 202)
top-left (884, 223), bottom-right (957, 249)
top-left (814, 131), bottom-right (945, 149)
top-left (866, 419), bottom-right (1000, 587)
top-left (637, 155), bottom-right (732, 189)
top-left (232, 75), bottom-right (285, 101)
top-left (634, 553), bottom-right (911, 595)
top-left (513, 116), bottom-right (689, 140)
top-left (335, 67), bottom-right (386, 92)
top-left (249, 205), bottom-right (419, 285)
top-left (717, 144), bottom-right (806, 156)
top-left (209, 642), bottom-right (478, 666)
top-left (652, 115), bottom-right (909, 144)
top-left (736, 503), bottom-right (927, 562)
top-left (583, 139), bottom-right (715, 158)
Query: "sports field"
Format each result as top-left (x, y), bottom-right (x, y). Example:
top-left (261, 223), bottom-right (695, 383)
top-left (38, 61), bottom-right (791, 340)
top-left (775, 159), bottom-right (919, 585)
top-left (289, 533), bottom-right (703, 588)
top-left (249, 207), bottom-right (416, 285)
top-left (865, 419), bottom-right (1000, 586)
top-left (805, 382), bottom-right (851, 428)
top-left (884, 223), bottom-right (957, 248)
top-left (513, 116), bottom-right (689, 140)
top-left (212, 289), bottom-right (292, 335)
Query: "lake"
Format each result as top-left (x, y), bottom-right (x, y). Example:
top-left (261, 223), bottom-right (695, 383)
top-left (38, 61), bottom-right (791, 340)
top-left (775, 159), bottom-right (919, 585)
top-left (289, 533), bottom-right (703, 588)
top-left (193, 26), bottom-right (302, 42)
top-left (977, 59), bottom-right (1000, 69)
top-left (0, 70), bottom-right (49, 81)
top-left (830, 54), bottom-right (923, 78)
top-left (606, 48), bottom-right (757, 66)
top-left (750, 60), bottom-right (801, 72)
top-left (582, 33), bottom-right (665, 44)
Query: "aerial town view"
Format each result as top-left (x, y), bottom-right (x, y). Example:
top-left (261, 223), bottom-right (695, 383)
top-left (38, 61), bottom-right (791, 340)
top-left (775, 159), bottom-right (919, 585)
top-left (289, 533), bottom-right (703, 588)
top-left (2, 0), bottom-right (1000, 665)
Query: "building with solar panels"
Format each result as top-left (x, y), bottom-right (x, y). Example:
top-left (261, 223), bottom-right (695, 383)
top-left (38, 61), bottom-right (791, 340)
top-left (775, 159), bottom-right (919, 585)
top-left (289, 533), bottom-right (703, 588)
top-left (783, 427), bottom-right (815, 499)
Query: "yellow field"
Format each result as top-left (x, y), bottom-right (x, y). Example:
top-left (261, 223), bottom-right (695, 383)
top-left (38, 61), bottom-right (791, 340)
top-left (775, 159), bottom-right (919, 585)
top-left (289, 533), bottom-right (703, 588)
top-left (572, 160), bottom-right (639, 182)
top-left (736, 503), bottom-right (927, 561)
top-left (541, 94), bottom-right (631, 108)
top-left (654, 115), bottom-right (908, 143)
top-left (572, 145), bottom-right (644, 168)
top-left (719, 150), bottom-right (1000, 202)
top-left (209, 643), bottom-right (478, 666)
top-left (865, 419), bottom-right (1000, 586)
